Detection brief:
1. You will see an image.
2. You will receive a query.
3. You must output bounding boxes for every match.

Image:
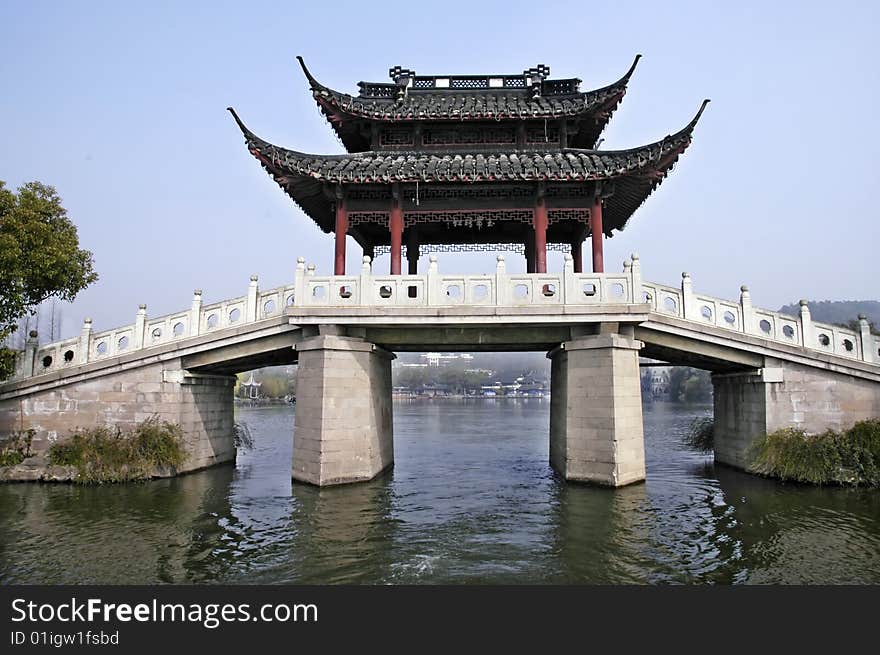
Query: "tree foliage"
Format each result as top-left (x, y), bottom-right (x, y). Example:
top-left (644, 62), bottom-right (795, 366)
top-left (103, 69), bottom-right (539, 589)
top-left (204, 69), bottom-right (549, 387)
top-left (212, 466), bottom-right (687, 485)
top-left (0, 180), bottom-right (97, 379)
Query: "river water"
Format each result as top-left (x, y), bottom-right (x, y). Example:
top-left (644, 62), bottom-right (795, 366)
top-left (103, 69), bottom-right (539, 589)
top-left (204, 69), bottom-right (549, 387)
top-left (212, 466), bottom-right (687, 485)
top-left (1, 400), bottom-right (878, 584)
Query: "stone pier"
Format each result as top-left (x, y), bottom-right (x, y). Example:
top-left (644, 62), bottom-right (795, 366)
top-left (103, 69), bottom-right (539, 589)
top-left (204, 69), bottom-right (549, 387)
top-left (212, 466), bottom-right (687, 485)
top-left (292, 335), bottom-right (394, 486)
top-left (0, 359), bottom-right (236, 474)
top-left (713, 358), bottom-right (880, 470)
top-left (548, 330), bottom-right (646, 487)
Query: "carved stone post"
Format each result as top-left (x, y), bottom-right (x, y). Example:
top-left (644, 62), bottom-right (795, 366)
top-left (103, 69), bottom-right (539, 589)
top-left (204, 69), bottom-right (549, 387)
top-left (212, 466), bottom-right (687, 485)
top-left (294, 257), bottom-right (306, 305)
top-left (190, 290), bottom-right (202, 337)
top-left (740, 285), bottom-right (754, 334)
top-left (427, 255), bottom-right (440, 305)
top-left (681, 272), bottom-right (696, 319)
top-left (246, 275), bottom-right (259, 322)
top-left (133, 305), bottom-right (147, 349)
top-left (495, 254), bottom-right (507, 305)
top-left (799, 299), bottom-right (813, 348)
top-left (79, 319), bottom-right (92, 364)
top-left (630, 253), bottom-right (643, 303)
top-left (359, 255), bottom-right (372, 304)
top-left (858, 314), bottom-right (874, 362)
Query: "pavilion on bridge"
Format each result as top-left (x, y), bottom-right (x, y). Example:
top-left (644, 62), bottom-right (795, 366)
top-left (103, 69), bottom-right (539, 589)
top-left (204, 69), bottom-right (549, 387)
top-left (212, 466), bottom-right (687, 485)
top-left (229, 57), bottom-right (707, 276)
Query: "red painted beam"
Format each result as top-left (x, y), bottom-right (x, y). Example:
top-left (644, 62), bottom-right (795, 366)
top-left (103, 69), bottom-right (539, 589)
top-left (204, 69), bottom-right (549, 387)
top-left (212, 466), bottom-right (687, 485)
top-left (334, 198), bottom-right (348, 275)
top-left (591, 199), bottom-right (604, 273)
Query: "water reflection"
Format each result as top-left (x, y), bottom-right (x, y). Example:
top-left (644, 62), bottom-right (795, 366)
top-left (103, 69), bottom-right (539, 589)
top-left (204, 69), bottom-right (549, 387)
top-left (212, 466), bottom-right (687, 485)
top-left (0, 400), bottom-right (878, 584)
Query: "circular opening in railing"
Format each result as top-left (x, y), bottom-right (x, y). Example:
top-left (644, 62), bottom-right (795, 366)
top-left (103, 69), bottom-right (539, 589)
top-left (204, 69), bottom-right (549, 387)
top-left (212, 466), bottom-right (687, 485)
top-left (96, 342), bottom-right (108, 355)
top-left (41, 355), bottom-right (52, 368)
top-left (206, 314), bottom-right (218, 329)
top-left (118, 336), bottom-right (129, 351)
top-left (583, 283), bottom-right (597, 297)
top-left (286, 294), bottom-right (295, 306)
top-left (701, 306), bottom-right (713, 321)
top-left (263, 299), bottom-right (277, 314)
top-left (445, 285), bottom-right (462, 298)
top-left (407, 285), bottom-right (418, 299)
top-left (818, 333), bottom-right (830, 346)
top-left (338, 286), bottom-right (353, 300)
top-left (229, 308), bottom-right (241, 323)
top-left (474, 284), bottom-right (488, 299)
top-left (610, 283), bottom-right (625, 299)
top-left (843, 339), bottom-right (854, 352)
top-left (723, 311), bottom-right (736, 325)
top-left (379, 285), bottom-right (393, 299)
top-left (173, 322), bottom-right (185, 337)
top-left (759, 319), bottom-right (772, 334)
top-left (542, 283), bottom-right (557, 297)
top-left (642, 291), bottom-right (652, 303)
top-left (312, 286), bottom-right (326, 299)
top-left (63, 350), bottom-right (74, 362)
top-left (151, 328), bottom-right (162, 342)
top-left (782, 325), bottom-right (795, 339)
top-left (663, 297), bottom-right (677, 313)
top-left (514, 284), bottom-right (529, 299)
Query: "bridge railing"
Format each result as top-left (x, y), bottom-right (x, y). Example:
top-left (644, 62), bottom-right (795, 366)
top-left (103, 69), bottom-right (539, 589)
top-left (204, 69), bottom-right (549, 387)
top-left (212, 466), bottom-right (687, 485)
top-left (7, 253), bottom-right (878, 382)
top-left (646, 271), bottom-right (874, 363)
top-left (294, 254), bottom-right (638, 308)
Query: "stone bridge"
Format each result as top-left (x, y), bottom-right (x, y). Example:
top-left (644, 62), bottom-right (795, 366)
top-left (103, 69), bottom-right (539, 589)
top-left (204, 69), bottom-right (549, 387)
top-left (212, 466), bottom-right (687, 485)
top-left (2, 254), bottom-right (878, 486)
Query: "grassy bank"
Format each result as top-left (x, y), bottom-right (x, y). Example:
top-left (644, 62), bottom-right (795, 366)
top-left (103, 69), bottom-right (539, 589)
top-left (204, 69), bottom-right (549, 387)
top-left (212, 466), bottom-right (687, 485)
top-left (748, 419), bottom-right (880, 486)
top-left (48, 417), bottom-right (186, 484)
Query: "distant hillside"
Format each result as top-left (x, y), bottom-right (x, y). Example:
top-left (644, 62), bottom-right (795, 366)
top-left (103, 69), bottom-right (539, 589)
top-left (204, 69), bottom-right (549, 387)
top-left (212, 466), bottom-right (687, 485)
top-left (778, 300), bottom-right (880, 330)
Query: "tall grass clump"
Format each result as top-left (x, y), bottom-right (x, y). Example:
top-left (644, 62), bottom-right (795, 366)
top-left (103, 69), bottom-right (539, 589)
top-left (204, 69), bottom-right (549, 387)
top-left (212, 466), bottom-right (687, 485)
top-left (748, 419), bottom-right (880, 486)
top-left (683, 417), bottom-right (714, 453)
top-left (48, 416), bottom-right (186, 484)
top-left (0, 429), bottom-right (34, 467)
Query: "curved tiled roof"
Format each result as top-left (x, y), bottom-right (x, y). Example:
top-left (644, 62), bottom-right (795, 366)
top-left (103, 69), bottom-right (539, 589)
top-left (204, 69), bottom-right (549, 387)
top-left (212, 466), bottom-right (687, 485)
top-left (297, 56), bottom-right (641, 151)
top-left (228, 100), bottom-right (708, 235)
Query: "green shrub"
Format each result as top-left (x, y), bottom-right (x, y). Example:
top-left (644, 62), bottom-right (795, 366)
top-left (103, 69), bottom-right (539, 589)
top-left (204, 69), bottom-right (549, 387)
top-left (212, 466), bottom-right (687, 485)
top-left (748, 419), bottom-right (880, 486)
top-left (48, 416), bottom-right (186, 484)
top-left (0, 429), bottom-right (34, 467)
top-left (684, 417), bottom-right (714, 453)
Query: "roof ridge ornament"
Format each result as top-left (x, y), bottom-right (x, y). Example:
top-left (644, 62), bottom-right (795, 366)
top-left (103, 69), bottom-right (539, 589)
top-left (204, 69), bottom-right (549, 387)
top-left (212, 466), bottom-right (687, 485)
top-left (524, 64), bottom-right (550, 100)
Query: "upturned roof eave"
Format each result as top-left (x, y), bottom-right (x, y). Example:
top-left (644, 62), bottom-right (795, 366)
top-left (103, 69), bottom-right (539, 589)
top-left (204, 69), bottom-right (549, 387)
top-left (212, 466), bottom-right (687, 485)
top-left (228, 100), bottom-right (708, 184)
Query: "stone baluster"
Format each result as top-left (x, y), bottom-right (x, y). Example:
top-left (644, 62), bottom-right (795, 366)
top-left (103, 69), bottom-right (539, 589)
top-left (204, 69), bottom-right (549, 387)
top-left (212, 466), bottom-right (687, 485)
top-left (246, 275), bottom-right (259, 322)
top-left (360, 256), bottom-right (372, 304)
top-left (630, 253), bottom-right (642, 303)
top-left (799, 299), bottom-right (813, 348)
top-left (561, 253), bottom-right (574, 304)
top-left (681, 272), bottom-right (696, 319)
top-left (858, 314), bottom-right (874, 362)
top-left (23, 330), bottom-right (38, 377)
top-left (294, 257), bottom-right (306, 305)
top-left (79, 319), bottom-right (92, 364)
top-left (495, 255), bottom-right (507, 305)
top-left (740, 285), bottom-right (754, 334)
top-left (622, 259), bottom-right (632, 303)
top-left (190, 290), bottom-right (202, 336)
top-left (427, 255), bottom-right (440, 306)
top-left (133, 305), bottom-right (147, 349)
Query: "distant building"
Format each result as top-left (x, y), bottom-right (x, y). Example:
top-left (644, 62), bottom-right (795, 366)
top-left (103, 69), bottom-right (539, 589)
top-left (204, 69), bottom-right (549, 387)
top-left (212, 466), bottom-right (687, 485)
top-left (239, 372), bottom-right (261, 399)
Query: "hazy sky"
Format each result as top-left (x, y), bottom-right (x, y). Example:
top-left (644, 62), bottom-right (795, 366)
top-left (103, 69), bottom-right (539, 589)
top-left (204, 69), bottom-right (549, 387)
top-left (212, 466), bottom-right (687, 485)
top-left (1, 0), bottom-right (877, 341)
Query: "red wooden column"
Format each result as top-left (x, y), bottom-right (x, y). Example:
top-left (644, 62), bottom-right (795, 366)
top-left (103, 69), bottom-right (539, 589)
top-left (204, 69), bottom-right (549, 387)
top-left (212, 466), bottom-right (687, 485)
top-left (591, 198), bottom-right (604, 273)
top-left (533, 195), bottom-right (548, 274)
top-left (389, 193), bottom-right (403, 275)
top-left (406, 230), bottom-right (419, 275)
top-left (525, 232), bottom-right (536, 273)
top-left (334, 192), bottom-right (348, 275)
top-left (572, 240), bottom-right (583, 273)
